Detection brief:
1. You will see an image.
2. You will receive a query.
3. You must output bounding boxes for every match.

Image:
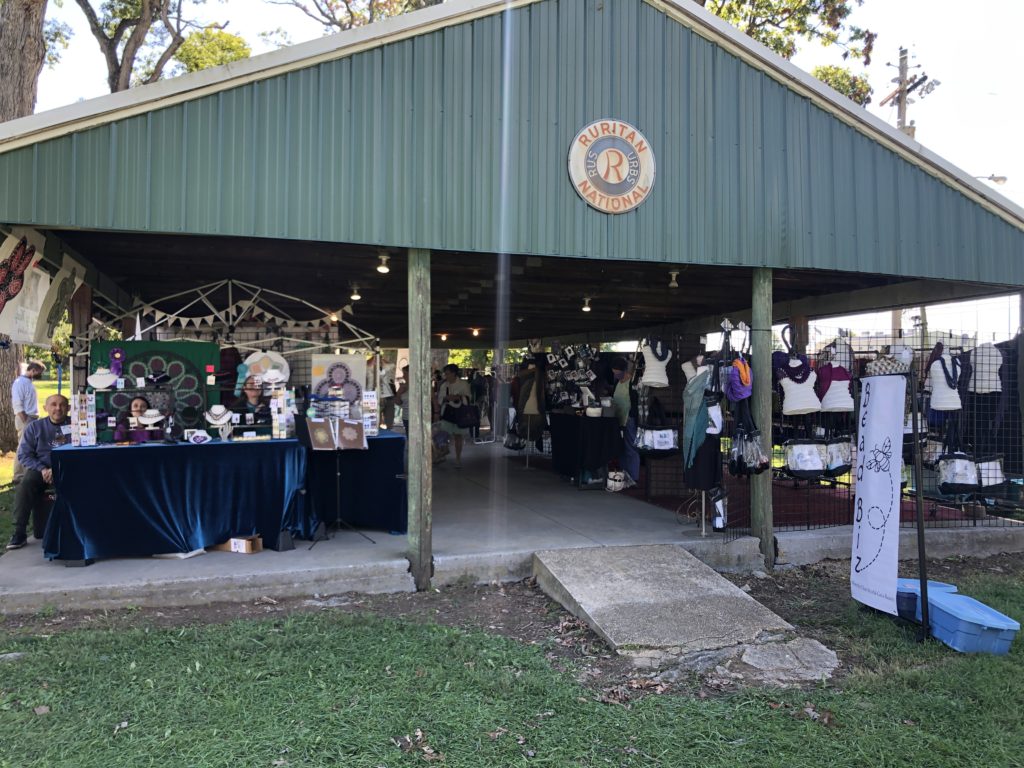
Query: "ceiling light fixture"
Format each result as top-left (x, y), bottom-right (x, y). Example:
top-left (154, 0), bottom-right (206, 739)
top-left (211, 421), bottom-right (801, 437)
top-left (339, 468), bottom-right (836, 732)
top-left (350, 285), bottom-right (362, 301)
top-left (516, 316), bottom-right (524, 323)
top-left (619, 309), bottom-right (626, 320)
top-left (440, 333), bottom-right (448, 342)
top-left (668, 271), bottom-right (679, 289)
top-left (472, 328), bottom-right (480, 337)
top-left (329, 312), bottom-right (339, 323)
top-left (582, 297), bottom-right (592, 313)
top-left (376, 253), bottom-right (391, 273)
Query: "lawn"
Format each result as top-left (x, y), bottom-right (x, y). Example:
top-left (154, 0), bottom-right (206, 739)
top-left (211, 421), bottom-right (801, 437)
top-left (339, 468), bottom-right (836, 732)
top-left (1, 568), bottom-right (1022, 767)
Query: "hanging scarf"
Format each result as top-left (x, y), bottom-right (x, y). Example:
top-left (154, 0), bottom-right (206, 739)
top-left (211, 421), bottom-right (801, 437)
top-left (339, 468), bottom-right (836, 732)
top-left (938, 355), bottom-right (961, 391)
top-left (648, 338), bottom-right (670, 362)
top-left (775, 358), bottom-right (812, 385)
top-left (682, 370), bottom-right (711, 469)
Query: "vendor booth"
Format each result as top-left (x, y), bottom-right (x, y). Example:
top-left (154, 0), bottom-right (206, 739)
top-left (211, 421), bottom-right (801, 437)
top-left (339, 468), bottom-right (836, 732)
top-left (2, 0), bottom-right (1024, 585)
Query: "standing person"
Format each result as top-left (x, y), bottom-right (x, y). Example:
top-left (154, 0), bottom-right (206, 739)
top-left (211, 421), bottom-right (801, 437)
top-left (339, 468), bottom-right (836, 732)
top-left (379, 364), bottom-right (396, 430)
top-left (394, 364), bottom-right (410, 433)
top-left (11, 360), bottom-right (44, 484)
top-left (437, 363), bottom-right (471, 468)
top-left (610, 357), bottom-right (639, 489)
top-left (7, 394), bottom-right (70, 549)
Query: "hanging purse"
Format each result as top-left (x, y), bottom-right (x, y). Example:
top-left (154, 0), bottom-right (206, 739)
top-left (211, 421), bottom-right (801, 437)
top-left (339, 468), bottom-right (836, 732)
top-left (936, 418), bottom-right (981, 496)
top-left (976, 455), bottom-right (1006, 488)
top-left (824, 435), bottom-right (853, 478)
top-left (636, 389), bottom-right (679, 453)
top-left (784, 439), bottom-right (827, 480)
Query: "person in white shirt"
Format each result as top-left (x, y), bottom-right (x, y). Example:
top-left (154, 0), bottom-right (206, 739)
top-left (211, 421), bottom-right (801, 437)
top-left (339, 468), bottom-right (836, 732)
top-left (11, 361), bottom-right (44, 484)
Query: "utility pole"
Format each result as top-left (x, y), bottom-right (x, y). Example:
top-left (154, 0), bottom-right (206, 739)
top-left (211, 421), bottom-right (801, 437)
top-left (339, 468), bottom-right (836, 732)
top-left (879, 47), bottom-right (939, 140)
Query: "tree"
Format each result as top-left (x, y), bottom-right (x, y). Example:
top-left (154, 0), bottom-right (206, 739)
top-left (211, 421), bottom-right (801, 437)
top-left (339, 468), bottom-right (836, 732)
top-left (173, 28), bottom-right (250, 74)
top-left (74, 0), bottom-right (238, 92)
top-left (695, 0), bottom-right (875, 106)
top-left (812, 63), bottom-right (871, 105)
top-left (268, 0), bottom-right (442, 34)
top-left (0, 0), bottom-right (49, 120)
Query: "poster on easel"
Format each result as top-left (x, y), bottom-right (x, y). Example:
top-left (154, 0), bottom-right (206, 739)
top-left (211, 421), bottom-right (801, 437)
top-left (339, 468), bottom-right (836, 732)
top-left (311, 354), bottom-right (367, 404)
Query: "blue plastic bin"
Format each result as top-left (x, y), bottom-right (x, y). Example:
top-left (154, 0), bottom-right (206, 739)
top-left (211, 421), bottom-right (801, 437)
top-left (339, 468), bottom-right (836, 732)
top-left (895, 579), bottom-right (958, 622)
top-left (928, 591), bottom-right (1020, 655)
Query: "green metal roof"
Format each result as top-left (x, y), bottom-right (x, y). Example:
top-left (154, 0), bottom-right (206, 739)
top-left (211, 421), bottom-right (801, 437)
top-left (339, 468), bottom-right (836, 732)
top-left (1, 0), bottom-right (1022, 285)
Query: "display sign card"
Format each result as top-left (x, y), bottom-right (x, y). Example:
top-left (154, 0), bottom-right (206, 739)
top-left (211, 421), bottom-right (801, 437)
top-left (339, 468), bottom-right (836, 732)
top-left (362, 390), bottom-right (379, 437)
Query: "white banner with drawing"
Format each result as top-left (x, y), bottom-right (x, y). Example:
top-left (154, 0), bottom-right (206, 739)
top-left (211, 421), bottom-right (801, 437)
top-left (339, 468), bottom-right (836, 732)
top-left (850, 374), bottom-right (906, 615)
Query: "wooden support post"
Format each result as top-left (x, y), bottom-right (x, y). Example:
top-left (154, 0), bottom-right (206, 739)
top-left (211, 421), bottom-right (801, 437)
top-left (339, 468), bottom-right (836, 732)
top-left (69, 284), bottom-right (93, 393)
top-left (790, 314), bottom-right (809, 354)
top-left (406, 248), bottom-right (433, 590)
top-left (751, 268), bottom-right (775, 569)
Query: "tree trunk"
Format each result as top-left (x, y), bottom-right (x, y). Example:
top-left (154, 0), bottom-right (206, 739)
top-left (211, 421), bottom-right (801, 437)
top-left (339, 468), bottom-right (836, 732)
top-left (0, 0), bottom-right (47, 121)
top-left (0, 339), bottom-right (21, 454)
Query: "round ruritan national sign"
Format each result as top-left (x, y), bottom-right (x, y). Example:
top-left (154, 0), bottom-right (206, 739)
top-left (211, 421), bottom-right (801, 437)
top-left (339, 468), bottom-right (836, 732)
top-left (568, 119), bottom-right (656, 214)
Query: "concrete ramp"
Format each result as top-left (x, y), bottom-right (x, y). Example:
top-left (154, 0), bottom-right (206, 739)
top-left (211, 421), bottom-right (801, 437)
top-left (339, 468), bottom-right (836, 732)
top-left (534, 544), bottom-right (791, 664)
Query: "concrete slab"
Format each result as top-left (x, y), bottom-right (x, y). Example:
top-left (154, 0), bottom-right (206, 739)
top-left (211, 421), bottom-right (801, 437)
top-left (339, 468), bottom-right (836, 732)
top-left (533, 544), bottom-right (792, 661)
top-left (3, 440), bottom-right (1023, 614)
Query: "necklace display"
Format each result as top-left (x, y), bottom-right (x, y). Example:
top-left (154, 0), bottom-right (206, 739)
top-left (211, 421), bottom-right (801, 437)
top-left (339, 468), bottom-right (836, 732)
top-left (776, 357), bottom-right (812, 384)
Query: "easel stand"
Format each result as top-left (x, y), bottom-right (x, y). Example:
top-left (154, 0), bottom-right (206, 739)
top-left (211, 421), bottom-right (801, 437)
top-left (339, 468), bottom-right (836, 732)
top-left (328, 446), bottom-right (377, 545)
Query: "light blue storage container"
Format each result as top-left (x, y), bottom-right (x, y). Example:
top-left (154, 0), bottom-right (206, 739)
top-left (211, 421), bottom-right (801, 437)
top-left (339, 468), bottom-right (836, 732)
top-left (928, 591), bottom-right (1020, 655)
top-left (895, 579), bottom-right (958, 622)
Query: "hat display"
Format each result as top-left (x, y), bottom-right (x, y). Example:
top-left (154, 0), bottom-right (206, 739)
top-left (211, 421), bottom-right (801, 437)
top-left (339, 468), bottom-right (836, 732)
top-left (87, 367), bottom-right (118, 390)
top-left (204, 404), bottom-right (234, 426)
top-left (138, 408), bottom-right (165, 426)
top-left (243, 350), bottom-right (290, 386)
top-left (262, 368), bottom-right (287, 385)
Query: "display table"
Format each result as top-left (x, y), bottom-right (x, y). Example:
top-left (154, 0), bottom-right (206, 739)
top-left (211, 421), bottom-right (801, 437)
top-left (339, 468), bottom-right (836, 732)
top-left (43, 439), bottom-right (310, 562)
top-left (548, 412), bottom-right (623, 481)
top-left (304, 429), bottom-right (407, 533)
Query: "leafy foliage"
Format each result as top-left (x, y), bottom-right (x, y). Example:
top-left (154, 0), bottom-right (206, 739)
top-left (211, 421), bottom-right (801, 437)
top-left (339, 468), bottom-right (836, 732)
top-left (173, 27), bottom-right (250, 74)
top-left (698, 0), bottom-right (876, 63)
top-left (43, 18), bottom-right (74, 67)
top-left (812, 63), bottom-right (872, 105)
top-left (268, 0), bottom-right (443, 34)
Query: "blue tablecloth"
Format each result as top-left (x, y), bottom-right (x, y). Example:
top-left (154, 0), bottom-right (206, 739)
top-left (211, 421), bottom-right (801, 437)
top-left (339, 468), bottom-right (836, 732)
top-left (305, 429), bottom-right (407, 533)
top-left (44, 439), bottom-right (310, 561)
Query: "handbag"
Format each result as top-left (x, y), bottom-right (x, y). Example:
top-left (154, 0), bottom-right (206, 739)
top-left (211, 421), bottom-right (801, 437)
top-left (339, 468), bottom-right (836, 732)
top-left (784, 439), bottom-right (827, 480)
top-left (976, 455), bottom-right (1006, 487)
top-left (865, 355), bottom-right (909, 376)
top-left (936, 418), bottom-right (981, 495)
top-left (636, 427), bottom-right (679, 452)
top-left (454, 405), bottom-right (480, 429)
top-left (503, 431), bottom-right (526, 451)
top-left (637, 389), bottom-right (679, 453)
top-left (824, 436), bottom-right (853, 478)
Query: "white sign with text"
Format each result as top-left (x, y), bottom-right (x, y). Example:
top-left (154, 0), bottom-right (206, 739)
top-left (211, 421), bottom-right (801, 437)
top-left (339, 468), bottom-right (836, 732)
top-left (850, 374), bottom-right (906, 615)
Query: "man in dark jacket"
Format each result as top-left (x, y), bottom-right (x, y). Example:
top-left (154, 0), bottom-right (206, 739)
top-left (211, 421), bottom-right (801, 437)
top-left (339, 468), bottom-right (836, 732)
top-left (6, 394), bottom-right (70, 550)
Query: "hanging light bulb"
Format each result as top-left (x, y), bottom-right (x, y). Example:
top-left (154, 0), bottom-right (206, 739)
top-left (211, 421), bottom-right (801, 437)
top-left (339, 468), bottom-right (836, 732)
top-left (668, 271), bottom-right (679, 289)
top-left (472, 328), bottom-right (480, 337)
top-left (329, 312), bottom-right (339, 323)
top-left (619, 309), bottom-right (626, 320)
top-left (376, 253), bottom-right (390, 274)
top-left (350, 285), bottom-right (362, 301)
top-left (440, 333), bottom-right (448, 342)
top-left (581, 297), bottom-right (591, 312)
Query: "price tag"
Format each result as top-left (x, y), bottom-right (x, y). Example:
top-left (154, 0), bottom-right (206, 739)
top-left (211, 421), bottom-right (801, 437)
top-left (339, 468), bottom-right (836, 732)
top-left (116, 378), bottom-right (125, 390)
top-left (245, 413), bottom-right (254, 425)
top-left (231, 413), bottom-right (241, 424)
top-left (243, 431), bottom-right (257, 439)
top-left (206, 375), bottom-right (216, 385)
top-left (206, 365), bottom-right (215, 373)
top-left (106, 417), bottom-right (116, 428)
top-left (135, 377), bottom-right (146, 389)
top-left (129, 417), bottom-right (139, 428)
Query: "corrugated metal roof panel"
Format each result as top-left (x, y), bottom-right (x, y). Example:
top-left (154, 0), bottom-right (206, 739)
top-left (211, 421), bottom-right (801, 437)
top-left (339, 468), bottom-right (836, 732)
top-left (1, 0), bottom-right (1022, 285)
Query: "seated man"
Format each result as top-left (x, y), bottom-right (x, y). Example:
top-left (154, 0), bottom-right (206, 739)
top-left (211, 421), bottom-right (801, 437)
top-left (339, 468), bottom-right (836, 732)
top-left (7, 394), bottom-right (70, 550)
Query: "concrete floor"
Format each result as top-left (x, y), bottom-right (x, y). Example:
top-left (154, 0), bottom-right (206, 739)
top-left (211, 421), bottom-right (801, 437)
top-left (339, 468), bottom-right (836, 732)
top-left (4, 441), bottom-right (1021, 614)
top-left (1, 442), bottom-right (751, 613)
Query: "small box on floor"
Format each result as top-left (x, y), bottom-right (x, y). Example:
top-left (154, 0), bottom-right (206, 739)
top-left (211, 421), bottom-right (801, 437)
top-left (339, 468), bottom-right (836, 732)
top-left (210, 535), bottom-right (263, 554)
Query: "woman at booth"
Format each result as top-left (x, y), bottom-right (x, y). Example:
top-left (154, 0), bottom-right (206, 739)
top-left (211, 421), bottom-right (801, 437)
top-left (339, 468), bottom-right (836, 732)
top-left (234, 375), bottom-right (272, 425)
top-left (113, 396), bottom-right (163, 442)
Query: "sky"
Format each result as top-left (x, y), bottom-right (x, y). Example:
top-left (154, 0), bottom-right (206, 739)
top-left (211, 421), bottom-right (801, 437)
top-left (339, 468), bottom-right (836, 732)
top-left (31, 0), bottom-right (1024, 339)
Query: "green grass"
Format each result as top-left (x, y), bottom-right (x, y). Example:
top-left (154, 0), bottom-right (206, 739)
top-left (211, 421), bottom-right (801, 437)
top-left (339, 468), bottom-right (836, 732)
top-left (2, 575), bottom-right (1024, 767)
top-left (33, 378), bottom-right (62, 404)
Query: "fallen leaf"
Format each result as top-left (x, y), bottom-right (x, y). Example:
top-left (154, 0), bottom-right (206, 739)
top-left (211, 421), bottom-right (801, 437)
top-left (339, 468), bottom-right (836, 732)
top-left (255, 596), bottom-right (278, 606)
top-left (487, 727), bottom-right (508, 741)
top-left (113, 720), bottom-right (129, 736)
top-left (902, 719), bottom-right (917, 726)
top-left (516, 735), bottom-right (527, 745)
top-left (524, 749), bottom-right (536, 757)
top-left (33, 705), bottom-right (50, 716)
